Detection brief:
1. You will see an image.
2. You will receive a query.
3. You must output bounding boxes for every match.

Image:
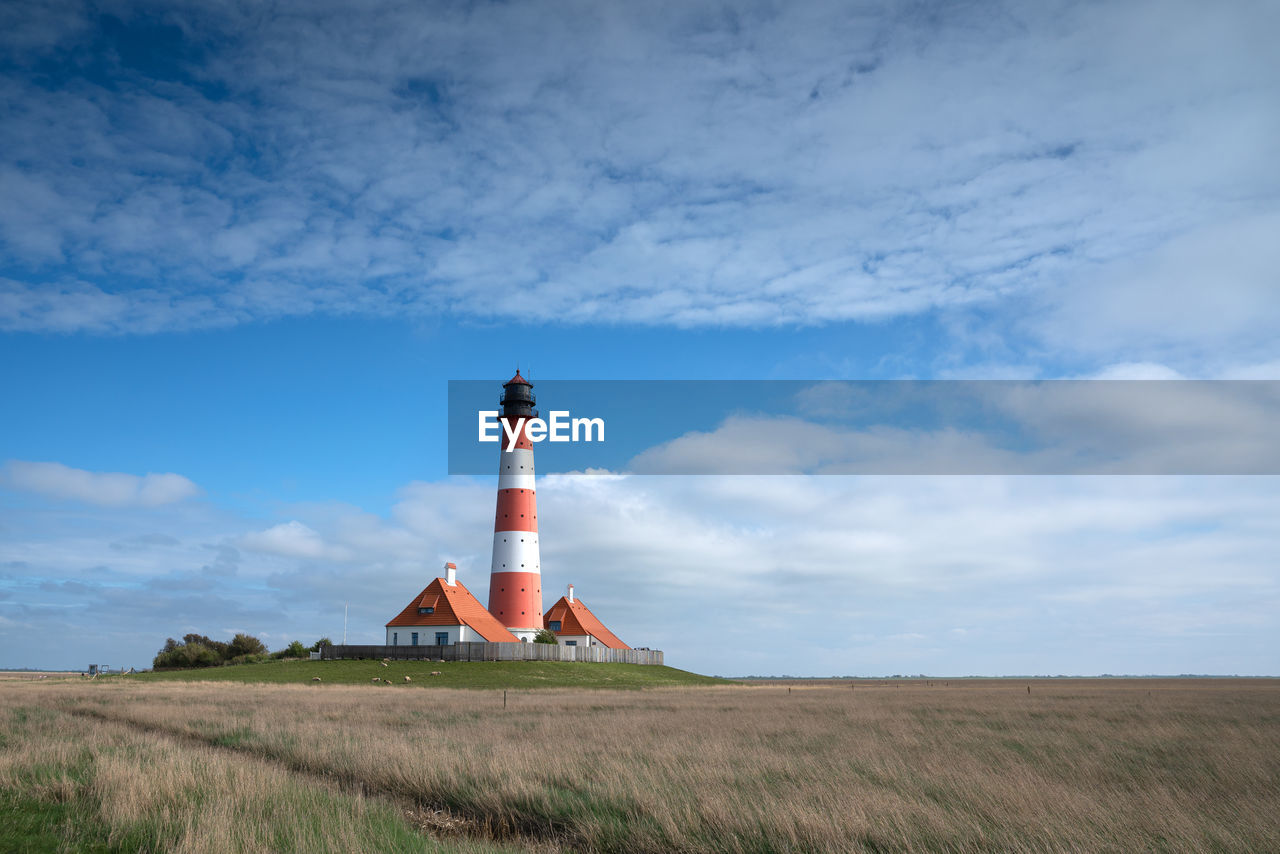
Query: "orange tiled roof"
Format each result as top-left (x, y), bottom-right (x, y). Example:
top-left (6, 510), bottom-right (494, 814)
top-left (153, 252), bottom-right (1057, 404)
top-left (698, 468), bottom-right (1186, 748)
top-left (386, 577), bottom-right (519, 642)
top-left (543, 595), bottom-right (629, 649)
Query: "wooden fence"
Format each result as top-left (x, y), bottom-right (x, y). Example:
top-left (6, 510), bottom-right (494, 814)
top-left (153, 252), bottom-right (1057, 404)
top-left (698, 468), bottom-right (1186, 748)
top-left (321, 642), bottom-right (663, 666)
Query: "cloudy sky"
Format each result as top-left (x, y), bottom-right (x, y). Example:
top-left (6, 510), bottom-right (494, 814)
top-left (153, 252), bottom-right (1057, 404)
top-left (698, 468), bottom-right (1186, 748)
top-left (1, 0), bottom-right (1277, 674)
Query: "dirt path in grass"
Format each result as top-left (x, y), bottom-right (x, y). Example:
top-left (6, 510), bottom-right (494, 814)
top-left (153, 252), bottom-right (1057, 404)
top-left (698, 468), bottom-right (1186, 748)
top-left (62, 704), bottom-right (568, 853)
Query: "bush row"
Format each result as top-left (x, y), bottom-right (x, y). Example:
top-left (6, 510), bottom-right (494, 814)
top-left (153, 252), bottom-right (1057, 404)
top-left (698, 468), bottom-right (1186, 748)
top-left (153, 634), bottom-right (331, 669)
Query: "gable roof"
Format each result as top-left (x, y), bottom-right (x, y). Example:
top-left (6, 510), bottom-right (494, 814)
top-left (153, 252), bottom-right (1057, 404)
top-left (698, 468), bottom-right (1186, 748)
top-left (543, 595), bottom-right (630, 649)
top-left (386, 577), bottom-right (519, 642)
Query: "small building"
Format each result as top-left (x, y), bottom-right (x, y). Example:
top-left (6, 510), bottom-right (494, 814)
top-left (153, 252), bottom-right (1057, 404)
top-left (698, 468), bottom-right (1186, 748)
top-left (543, 585), bottom-right (630, 649)
top-left (386, 563), bottom-right (519, 646)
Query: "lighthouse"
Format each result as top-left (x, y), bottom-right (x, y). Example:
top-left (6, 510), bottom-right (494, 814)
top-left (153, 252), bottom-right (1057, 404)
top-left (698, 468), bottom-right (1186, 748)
top-left (487, 371), bottom-right (543, 640)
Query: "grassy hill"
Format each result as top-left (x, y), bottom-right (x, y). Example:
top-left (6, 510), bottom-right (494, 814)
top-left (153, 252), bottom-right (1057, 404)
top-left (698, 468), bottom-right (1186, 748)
top-left (133, 659), bottom-right (726, 689)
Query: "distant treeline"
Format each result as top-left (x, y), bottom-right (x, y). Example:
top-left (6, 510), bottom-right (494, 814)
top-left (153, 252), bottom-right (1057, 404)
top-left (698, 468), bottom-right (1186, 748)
top-left (153, 634), bottom-right (331, 669)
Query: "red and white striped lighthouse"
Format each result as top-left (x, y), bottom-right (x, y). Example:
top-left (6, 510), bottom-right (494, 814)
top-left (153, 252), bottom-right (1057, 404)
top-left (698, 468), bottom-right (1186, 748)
top-left (487, 371), bottom-right (543, 640)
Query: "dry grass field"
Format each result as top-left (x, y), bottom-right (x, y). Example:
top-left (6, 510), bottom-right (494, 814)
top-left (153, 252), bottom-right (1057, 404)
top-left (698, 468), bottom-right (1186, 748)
top-left (0, 670), bottom-right (82, 681)
top-left (2, 677), bottom-right (1277, 852)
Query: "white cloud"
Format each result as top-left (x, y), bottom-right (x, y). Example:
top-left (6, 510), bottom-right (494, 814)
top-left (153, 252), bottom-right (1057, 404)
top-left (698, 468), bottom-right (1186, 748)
top-left (1088, 363), bottom-right (1186, 381)
top-left (2, 460), bottom-right (200, 507)
top-left (630, 415), bottom-right (1056, 475)
top-left (624, 380), bottom-right (1280, 475)
top-left (0, 0), bottom-right (1274, 371)
top-left (238, 521), bottom-right (336, 561)
top-left (1033, 212), bottom-right (1280, 367)
top-left (1219, 360), bottom-right (1280, 380)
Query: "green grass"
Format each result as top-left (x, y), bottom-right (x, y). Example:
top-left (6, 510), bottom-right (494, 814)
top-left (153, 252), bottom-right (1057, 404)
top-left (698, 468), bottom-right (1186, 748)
top-left (0, 788), bottom-right (117, 854)
top-left (132, 659), bottom-right (726, 689)
top-left (0, 698), bottom-right (522, 854)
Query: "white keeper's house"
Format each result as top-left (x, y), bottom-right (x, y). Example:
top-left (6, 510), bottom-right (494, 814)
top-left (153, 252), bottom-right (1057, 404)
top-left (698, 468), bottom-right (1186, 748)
top-left (542, 584), bottom-right (628, 648)
top-left (385, 563), bottom-right (519, 646)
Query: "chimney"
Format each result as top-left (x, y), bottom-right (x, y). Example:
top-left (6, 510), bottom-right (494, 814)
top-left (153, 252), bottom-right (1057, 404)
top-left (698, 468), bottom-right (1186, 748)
top-left (567, 584), bottom-right (574, 603)
top-left (445, 562), bottom-right (457, 586)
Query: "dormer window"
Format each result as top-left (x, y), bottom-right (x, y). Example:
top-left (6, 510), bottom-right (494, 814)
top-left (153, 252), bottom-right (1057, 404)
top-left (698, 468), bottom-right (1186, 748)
top-left (418, 607), bottom-right (434, 615)
top-left (549, 621), bottom-right (561, 632)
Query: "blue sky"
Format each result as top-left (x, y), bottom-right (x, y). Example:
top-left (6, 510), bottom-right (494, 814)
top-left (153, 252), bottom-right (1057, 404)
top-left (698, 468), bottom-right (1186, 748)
top-left (1, 0), bottom-right (1278, 675)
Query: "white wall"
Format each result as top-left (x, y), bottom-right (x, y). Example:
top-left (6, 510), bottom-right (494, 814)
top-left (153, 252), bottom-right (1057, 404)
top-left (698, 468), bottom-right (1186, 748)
top-left (385, 625), bottom-right (511, 644)
top-left (386, 625), bottom-right (465, 646)
top-left (554, 634), bottom-right (612, 647)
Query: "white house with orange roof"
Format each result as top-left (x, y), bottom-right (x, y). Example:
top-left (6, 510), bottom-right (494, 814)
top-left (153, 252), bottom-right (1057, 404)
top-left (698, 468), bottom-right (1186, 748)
top-left (542, 585), bottom-right (630, 649)
top-left (386, 563), bottom-right (520, 647)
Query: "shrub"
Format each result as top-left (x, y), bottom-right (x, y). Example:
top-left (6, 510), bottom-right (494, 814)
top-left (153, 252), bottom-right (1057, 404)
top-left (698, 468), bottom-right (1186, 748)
top-left (533, 628), bottom-right (559, 645)
top-left (227, 633), bottom-right (266, 659)
top-left (183, 633), bottom-right (229, 660)
top-left (154, 632), bottom-right (269, 669)
top-left (272, 640), bottom-right (308, 660)
top-left (153, 641), bottom-right (221, 669)
top-left (310, 637), bottom-right (333, 652)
